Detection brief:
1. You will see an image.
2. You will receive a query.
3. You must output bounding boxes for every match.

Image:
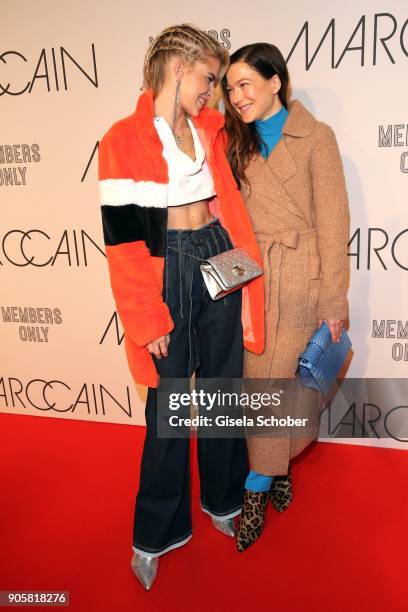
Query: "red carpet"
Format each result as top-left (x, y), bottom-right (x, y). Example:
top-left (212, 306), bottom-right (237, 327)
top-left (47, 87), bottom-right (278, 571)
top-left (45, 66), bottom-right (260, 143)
top-left (0, 412), bottom-right (407, 611)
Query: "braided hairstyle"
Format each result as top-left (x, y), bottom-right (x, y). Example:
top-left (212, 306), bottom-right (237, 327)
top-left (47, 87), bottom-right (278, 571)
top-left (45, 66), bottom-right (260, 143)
top-left (143, 23), bottom-right (229, 96)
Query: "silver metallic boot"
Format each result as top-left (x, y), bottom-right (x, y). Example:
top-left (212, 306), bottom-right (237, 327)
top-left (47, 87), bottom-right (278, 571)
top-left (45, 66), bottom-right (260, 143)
top-left (211, 516), bottom-right (236, 537)
top-left (131, 551), bottom-right (159, 590)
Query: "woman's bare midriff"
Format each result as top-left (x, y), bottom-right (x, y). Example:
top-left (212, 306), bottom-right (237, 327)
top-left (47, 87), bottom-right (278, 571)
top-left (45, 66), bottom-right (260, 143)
top-left (167, 197), bottom-right (215, 230)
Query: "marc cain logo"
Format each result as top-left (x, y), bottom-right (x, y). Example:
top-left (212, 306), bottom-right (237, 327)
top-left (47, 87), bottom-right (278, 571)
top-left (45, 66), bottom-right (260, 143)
top-left (0, 376), bottom-right (133, 417)
top-left (286, 13), bottom-right (408, 69)
top-left (0, 229), bottom-right (105, 267)
top-left (100, 311), bottom-right (124, 346)
top-left (0, 44), bottom-right (98, 95)
top-left (148, 29), bottom-right (231, 50)
top-left (348, 227), bottom-right (408, 271)
top-left (322, 398), bottom-right (408, 442)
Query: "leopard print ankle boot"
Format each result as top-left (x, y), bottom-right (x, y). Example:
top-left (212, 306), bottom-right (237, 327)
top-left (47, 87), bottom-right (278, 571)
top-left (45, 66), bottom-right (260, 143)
top-left (235, 490), bottom-right (268, 553)
top-left (269, 463), bottom-right (292, 512)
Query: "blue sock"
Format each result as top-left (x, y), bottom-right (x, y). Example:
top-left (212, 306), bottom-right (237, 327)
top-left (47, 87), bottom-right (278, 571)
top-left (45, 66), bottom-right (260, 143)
top-left (245, 470), bottom-right (274, 492)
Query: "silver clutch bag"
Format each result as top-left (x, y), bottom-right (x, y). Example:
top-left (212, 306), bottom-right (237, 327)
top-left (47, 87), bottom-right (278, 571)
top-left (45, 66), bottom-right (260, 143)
top-left (200, 248), bottom-right (263, 300)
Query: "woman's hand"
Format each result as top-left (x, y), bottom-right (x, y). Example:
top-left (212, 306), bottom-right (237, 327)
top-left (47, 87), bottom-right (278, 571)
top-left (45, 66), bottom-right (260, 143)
top-left (318, 319), bottom-right (344, 343)
top-left (146, 334), bottom-right (170, 359)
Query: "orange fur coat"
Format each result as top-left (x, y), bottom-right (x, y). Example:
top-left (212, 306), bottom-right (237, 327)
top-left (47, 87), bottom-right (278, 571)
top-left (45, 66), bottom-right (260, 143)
top-left (98, 89), bottom-right (265, 387)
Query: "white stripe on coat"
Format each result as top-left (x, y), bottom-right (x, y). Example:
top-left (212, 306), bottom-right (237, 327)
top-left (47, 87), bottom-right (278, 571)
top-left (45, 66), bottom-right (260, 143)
top-left (99, 178), bottom-right (168, 208)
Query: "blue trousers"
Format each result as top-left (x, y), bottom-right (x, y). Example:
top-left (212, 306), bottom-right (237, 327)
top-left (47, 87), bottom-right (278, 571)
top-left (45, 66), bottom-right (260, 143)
top-left (133, 219), bottom-right (248, 557)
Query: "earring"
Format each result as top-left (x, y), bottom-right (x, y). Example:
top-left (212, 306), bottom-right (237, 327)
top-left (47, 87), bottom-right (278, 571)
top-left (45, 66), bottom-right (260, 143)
top-left (172, 80), bottom-right (182, 145)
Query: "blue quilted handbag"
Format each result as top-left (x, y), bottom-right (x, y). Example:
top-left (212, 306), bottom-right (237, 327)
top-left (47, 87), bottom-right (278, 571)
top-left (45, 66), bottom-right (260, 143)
top-left (298, 321), bottom-right (352, 394)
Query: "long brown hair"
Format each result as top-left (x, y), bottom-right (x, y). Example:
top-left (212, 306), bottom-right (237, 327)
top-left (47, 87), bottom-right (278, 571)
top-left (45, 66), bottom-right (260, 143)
top-left (221, 43), bottom-right (289, 186)
top-left (143, 24), bottom-right (229, 96)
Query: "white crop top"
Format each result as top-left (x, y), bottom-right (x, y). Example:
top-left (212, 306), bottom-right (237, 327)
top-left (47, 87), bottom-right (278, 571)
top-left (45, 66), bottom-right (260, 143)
top-left (153, 115), bottom-right (216, 206)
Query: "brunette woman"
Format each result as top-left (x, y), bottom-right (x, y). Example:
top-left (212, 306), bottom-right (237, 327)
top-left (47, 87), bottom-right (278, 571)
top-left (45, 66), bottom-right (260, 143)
top-left (221, 43), bottom-right (350, 552)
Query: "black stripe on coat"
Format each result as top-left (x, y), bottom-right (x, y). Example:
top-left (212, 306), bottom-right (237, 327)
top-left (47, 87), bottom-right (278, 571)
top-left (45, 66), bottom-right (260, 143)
top-left (101, 203), bottom-right (167, 257)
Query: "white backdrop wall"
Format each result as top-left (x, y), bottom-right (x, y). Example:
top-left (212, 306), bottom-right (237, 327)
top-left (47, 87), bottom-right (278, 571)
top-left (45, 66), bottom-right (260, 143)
top-left (1, 1), bottom-right (407, 448)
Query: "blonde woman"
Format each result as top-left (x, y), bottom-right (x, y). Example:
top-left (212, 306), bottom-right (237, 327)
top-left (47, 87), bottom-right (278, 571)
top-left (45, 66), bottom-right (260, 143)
top-left (98, 26), bottom-right (265, 588)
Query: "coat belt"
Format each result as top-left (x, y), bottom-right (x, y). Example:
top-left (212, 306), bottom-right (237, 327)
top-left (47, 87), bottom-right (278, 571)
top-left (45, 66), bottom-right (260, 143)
top-left (256, 228), bottom-right (317, 378)
top-left (257, 228), bottom-right (317, 312)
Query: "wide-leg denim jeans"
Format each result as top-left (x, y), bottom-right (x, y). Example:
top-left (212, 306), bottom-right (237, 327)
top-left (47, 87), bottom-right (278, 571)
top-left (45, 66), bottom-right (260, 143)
top-left (133, 219), bottom-right (248, 557)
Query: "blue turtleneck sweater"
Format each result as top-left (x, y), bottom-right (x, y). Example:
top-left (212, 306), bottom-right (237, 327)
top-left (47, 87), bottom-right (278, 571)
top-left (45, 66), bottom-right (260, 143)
top-left (244, 105), bottom-right (289, 494)
top-left (255, 105), bottom-right (289, 160)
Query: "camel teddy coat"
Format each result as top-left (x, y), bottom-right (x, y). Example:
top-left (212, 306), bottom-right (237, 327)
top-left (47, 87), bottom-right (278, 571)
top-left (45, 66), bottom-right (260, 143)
top-left (242, 99), bottom-right (350, 475)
